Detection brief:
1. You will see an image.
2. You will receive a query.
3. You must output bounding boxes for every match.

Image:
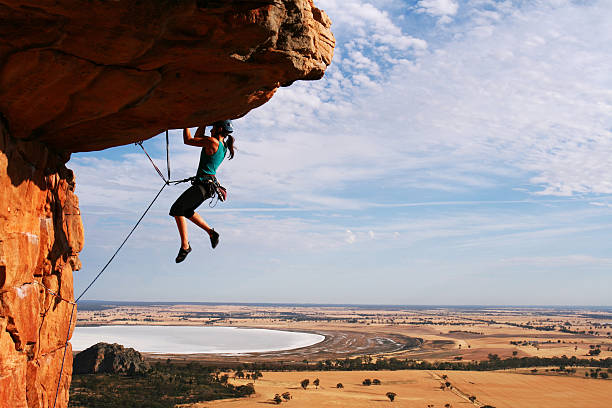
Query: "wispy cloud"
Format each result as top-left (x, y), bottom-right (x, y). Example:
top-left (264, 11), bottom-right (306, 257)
top-left (416, 0), bottom-right (459, 24)
top-left (70, 0), bottom-right (612, 304)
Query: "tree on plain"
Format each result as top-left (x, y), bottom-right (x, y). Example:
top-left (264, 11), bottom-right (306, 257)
top-left (313, 378), bottom-right (320, 389)
top-left (336, 383), bottom-right (344, 389)
top-left (301, 379), bottom-right (309, 390)
top-left (282, 392), bottom-right (292, 401)
top-left (386, 392), bottom-right (397, 402)
top-left (372, 378), bottom-right (381, 385)
top-left (273, 394), bottom-right (282, 404)
top-left (362, 379), bottom-right (372, 386)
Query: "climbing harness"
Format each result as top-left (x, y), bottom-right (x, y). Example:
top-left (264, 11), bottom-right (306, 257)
top-left (197, 176), bottom-right (228, 208)
top-left (135, 130), bottom-right (229, 205)
top-left (47, 129), bottom-right (226, 407)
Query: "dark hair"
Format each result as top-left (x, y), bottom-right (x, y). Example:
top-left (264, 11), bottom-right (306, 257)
top-left (224, 133), bottom-right (235, 160)
top-left (211, 125), bottom-right (235, 160)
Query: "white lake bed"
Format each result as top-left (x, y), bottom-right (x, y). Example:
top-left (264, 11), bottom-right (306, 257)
top-left (71, 325), bottom-right (324, 354)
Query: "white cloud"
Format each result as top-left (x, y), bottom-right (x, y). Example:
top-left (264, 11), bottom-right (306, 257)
top-left (416, 0), bottom-right (459, 22)
top-left (345, 229), bottom-right (356, 244)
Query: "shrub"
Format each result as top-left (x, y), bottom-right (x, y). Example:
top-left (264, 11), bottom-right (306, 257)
top-left (372, 379), bottom-right (381, 385)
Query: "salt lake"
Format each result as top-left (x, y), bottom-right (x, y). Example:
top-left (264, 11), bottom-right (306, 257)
top-left (71, 325), bottom-right (324, 354)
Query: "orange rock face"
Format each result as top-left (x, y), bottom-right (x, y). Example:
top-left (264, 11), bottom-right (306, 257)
top-left (0, 123), bottom-right (80, 408)
top-left (0, 2), bottom-right (333, 407)
top-left (0, 0), bottom-right (335, 152)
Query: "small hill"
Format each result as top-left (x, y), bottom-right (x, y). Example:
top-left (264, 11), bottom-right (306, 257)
top-left (73, 342), bottom-right (150, 375)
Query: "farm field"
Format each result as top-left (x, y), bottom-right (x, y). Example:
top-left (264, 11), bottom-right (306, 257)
top-left (183, 370), bottom-right (611, 408)
top-left (77, 303), bottom-right (612, 364)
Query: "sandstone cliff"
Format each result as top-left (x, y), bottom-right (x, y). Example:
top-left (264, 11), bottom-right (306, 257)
top-left (0, 1), bottom-right (334, 407)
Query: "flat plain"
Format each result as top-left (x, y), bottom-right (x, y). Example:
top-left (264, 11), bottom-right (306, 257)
top-left (76, 303), bottom-right (612, 407)
top-left (76, 303), bottom-right (612, 363)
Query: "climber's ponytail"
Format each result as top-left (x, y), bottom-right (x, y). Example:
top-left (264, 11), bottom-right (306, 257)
top-left (224, 133), bottom-right (235, 160)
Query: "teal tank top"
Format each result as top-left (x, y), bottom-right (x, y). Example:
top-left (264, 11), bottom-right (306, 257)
top-left (196, 140), bottom-right (226, 181)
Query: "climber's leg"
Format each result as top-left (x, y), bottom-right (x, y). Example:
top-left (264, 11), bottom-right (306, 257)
top-left (188, 212), bottom-right (212, 235)
top-left (170, 185), bottom-right (206, 260)
top-left (189, 213), bottom-right (220, 248)
top-left (174, 216), bottom-right (190, 250)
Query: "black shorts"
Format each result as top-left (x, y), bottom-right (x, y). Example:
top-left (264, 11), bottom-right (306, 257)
top-left (169, 183), bottom-right (214, 218)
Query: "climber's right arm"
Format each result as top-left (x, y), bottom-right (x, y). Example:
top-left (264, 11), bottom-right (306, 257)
top-left (183, 127), bottom-right (218, 153)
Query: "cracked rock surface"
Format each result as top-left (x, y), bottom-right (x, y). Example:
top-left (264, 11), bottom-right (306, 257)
top-left (0, 0), bottom-right (334, 152)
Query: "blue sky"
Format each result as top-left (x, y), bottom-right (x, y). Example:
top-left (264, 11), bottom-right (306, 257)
top-left (71, 0), bottom-right (612, 305)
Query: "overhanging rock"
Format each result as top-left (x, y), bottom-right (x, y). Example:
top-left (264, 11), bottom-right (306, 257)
top-left (0, 0), bottom-right (335, 152)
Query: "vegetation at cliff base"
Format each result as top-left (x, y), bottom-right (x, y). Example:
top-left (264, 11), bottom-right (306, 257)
top-left (68, 361), bottom-right (254, 408)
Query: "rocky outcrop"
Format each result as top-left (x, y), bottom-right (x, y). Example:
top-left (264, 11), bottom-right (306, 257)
top-left (0, 0), bottom-right (335, 152)
top-left (0, 1), bottom-right (333, 407)
top-left (73, 343), bottom-right (150, 375)
top-left (0, 121), bottom-right (80, 408)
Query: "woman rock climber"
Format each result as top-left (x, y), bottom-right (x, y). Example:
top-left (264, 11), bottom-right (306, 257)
top-left (169, 120), bottom-right (235, 263)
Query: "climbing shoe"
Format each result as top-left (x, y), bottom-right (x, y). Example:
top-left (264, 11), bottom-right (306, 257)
top-left (175, 244), bottom-right (191, 263)
top-left (210, 229), bottom-right (219, 249)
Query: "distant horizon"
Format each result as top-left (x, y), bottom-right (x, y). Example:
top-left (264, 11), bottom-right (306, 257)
top-left (78, 300), bottom-right (612, 310)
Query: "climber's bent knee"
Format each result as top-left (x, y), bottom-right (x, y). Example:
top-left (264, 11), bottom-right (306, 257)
top-left (169, 185), bottom-right (206, 218)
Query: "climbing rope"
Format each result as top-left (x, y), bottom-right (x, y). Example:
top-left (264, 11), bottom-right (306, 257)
top-left (50, 182), bottom-right (167, 408)
top-left (48, 130), bottom-right (187, 408)
top-left (32, 281), bottom-right (77, 305)
top-left (135, 131), bottom-right (194, 186)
